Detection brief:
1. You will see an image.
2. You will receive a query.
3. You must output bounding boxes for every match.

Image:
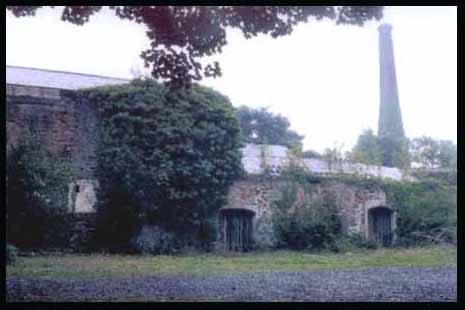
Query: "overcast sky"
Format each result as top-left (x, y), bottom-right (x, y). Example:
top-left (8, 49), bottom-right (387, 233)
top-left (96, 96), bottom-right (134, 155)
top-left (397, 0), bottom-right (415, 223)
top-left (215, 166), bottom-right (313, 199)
top-left (6, 6), bottom-right (457, 153)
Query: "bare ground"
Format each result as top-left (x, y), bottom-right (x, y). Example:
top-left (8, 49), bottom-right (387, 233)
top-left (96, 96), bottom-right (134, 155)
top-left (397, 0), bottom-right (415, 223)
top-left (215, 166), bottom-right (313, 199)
top-left (6, 266), bottom-right (456, 302)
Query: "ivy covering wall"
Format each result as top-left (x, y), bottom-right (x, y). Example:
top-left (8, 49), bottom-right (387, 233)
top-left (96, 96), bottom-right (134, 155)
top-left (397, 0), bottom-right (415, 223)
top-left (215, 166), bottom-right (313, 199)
top-left (80, 79), bottom-right (243, 252)
top-left (6, 133), bottom-right (72, 249)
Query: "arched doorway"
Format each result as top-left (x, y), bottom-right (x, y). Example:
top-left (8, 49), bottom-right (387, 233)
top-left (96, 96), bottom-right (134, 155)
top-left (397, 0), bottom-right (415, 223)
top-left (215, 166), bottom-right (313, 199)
top-left (220, 209), bottom-right (255, 252)
top-left (368, 207), bottom-right (393, 246)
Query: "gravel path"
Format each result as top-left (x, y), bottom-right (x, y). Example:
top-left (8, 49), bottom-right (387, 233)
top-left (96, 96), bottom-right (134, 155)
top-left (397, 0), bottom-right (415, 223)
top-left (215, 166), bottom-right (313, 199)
top-left (7, 266), bottom-right (456, 302)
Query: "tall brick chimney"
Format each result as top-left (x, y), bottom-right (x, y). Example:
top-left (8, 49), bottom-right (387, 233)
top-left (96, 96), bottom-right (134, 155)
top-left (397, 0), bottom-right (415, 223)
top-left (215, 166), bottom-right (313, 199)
top-left (377, 23), bottom-right (407, 168)
top-left (377, 23), bottom-right (405, 139)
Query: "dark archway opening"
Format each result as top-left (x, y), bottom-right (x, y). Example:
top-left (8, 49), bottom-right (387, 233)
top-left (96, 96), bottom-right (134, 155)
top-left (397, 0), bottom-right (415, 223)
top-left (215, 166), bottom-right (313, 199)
top-left (220, 209), bottom-right (254, 252)
top-left (368, 207), bottom-right (393, 246)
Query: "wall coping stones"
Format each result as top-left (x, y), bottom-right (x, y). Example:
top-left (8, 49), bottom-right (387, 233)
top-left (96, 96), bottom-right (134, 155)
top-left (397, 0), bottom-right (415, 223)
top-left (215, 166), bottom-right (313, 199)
top-left (7, 84), bottom-right (62, 100)
top-left (241, 143), bottom-right (414, 181)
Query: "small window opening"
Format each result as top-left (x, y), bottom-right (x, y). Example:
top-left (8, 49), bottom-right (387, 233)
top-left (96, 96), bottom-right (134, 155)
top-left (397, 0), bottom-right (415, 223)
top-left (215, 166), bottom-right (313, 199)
top-left (75, 185), bottom-right (80, 193)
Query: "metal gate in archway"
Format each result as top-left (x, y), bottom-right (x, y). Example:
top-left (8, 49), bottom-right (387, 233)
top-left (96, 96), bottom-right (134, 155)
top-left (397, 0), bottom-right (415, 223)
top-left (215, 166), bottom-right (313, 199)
top-left (220, 209), bottom-right (254, 252)
top-left (368, 207), bottom-right (393, 246)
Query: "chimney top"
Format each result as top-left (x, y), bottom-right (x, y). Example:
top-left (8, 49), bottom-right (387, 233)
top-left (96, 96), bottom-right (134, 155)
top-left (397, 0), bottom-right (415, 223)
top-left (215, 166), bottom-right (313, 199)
top-left (378, 23), bottom-right (393, 34)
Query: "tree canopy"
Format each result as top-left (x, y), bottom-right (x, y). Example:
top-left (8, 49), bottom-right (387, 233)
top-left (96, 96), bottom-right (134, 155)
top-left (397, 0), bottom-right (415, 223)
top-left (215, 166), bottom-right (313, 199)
top-left (348, 128), bottom-right (382, 165)
top-left (410, 136), bottom-right (457, 170)
top-left (7, 6), bottom-right (383, 88)
top-left (236, 105), bottom-right (304, 148)
top-left (348, 129), bottom-right (456, 172)
top-left (348, 128), bottom-right (410, 169)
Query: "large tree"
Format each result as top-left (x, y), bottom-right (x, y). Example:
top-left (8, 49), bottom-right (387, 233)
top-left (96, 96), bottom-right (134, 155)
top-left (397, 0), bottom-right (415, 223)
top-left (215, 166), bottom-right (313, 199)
top-left (348, 128), bottom-right (410, 170)
top-left (236, 105), bottom-right (304, 147)
top-left (7, 6), bottom-right (383, 88)
top-left (348, 128), bottom-right (382, 165)
top-left (410, 136), bottom-right (457, 170)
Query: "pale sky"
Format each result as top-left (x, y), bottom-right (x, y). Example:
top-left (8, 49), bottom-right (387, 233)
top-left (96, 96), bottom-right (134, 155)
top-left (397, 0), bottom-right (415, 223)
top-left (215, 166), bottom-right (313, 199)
top-left (6, 6), bottom-right (457, 153)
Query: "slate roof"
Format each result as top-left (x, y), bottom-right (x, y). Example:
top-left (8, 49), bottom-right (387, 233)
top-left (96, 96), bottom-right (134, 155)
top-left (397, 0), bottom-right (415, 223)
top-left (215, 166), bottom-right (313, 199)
top-left (6, 65), bottom-right (130, 90)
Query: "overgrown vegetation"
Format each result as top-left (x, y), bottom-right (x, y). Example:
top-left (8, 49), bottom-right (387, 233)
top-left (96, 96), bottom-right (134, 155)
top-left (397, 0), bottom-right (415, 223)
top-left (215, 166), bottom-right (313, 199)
top-left (269, 149), bottom-right (456, 250)
top-left (272, 159), bottom-right (342, 251)
top-left (383, 178), bottom-right (456, 246)
top-left (6, 133), bottom-right (72, 250)
top-left (273, 183), bottom-right (341, 251)
top-left (80, 79), bottom-right (243, 253)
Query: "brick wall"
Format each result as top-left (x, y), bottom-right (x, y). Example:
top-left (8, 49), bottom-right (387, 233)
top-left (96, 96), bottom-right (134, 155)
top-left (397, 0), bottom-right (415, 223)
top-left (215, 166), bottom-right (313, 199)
top-left (7, 84), bottom-right (102, 250)
top-left (7, 84), bottom-right (100, 247)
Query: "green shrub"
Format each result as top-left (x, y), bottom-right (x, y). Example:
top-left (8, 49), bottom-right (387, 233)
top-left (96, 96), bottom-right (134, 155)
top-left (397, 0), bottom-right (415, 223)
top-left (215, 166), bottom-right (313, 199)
top-left (6, 244), bottom-right (18, 265)
top-left (6, 133), bottom-right (72, 250)
top-left (130, 224), bottom-right (178, 255)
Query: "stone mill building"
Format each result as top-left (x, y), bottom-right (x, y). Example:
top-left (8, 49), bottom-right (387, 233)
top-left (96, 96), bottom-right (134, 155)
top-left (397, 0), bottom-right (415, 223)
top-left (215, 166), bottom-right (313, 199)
top-left (6, 23), bottom-right (409, 251)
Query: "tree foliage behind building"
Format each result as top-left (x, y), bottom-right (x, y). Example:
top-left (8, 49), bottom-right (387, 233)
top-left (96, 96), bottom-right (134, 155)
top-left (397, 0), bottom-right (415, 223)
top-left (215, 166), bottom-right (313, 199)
top-left (236, 105), bottom-right (304, 148)
top-left (378, 135), bottom-right (410, 169)
top-left (410, 136), bottom-right (457, 170)
top-left (347, 129), bottom-right (382, 165)
top-left (349, 129), bottom-right (456, 172)
top-left (351, 129), bottom-right (410, 169)
top-left (81, 79), bottom-right (243, 252)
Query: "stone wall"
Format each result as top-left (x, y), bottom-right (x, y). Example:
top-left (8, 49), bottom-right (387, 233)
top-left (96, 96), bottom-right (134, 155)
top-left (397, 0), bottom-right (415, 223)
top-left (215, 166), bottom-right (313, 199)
top-left (6, 82), bottom-right (398, 251)
top-left (242, 144), bottom-right (413, 181)
top-left (220, 176), bottom-right (394, 248)
top-left (221, 177), bottom-right (281, 247)
top-left (315, 181), bottom-right (394, 239)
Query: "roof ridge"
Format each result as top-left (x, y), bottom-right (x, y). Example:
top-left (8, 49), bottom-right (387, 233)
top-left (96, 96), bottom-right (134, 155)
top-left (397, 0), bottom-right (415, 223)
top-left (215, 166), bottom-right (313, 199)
top-left (6, 65), bottom-right (131, 81)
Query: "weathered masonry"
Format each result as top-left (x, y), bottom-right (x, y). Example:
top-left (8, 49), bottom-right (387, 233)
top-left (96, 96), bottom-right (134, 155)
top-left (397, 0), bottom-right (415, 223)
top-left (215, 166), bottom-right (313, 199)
top-left (6, 61), bottom-right (408, 251)
top-left (6, 66), bottom-right (128, 214)
top-left (6, 66), bottom-right (129, 248)
top-left (219, 144), bottom-right (403, 250)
